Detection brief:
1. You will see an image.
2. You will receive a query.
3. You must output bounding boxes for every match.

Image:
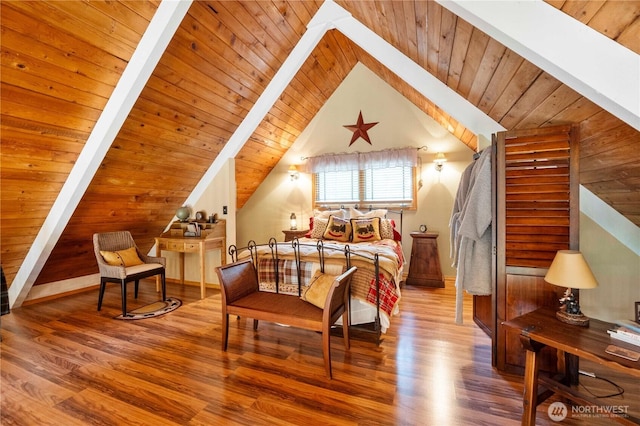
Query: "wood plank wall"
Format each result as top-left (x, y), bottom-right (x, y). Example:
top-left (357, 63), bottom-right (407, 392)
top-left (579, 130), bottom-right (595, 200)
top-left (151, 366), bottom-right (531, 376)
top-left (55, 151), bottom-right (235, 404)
top-left (1, 0), bottom-right (638, 292)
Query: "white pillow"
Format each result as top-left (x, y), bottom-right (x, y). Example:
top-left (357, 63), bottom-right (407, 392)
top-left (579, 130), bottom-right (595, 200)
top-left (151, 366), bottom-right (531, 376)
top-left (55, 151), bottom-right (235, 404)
top-left (349, 207), bottom-right (387, 219)
top-left (314, 209), bottom-right (346, 219)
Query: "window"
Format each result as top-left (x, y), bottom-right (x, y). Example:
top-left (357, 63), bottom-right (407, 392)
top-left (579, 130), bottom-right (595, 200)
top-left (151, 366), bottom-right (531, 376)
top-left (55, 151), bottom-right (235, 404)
top-left (307, 147), bottom-right (419, 209)
top-left (313, 165), bottom-right (416, 209)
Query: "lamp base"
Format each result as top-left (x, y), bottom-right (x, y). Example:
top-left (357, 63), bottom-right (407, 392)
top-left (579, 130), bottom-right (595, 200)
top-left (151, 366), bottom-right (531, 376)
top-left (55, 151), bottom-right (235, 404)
top-left (556, 310), bottom-right (590, 327)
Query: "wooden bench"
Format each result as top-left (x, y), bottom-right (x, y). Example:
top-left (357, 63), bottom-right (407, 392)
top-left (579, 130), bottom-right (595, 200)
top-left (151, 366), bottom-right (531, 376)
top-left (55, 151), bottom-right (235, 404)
top-left (215, 258), bottom-right (356, 379)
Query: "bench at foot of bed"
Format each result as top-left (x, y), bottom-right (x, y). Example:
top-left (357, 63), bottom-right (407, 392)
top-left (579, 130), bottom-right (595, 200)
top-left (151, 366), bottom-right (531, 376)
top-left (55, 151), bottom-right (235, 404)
top-left (216, 258), bottom-right (357, 379)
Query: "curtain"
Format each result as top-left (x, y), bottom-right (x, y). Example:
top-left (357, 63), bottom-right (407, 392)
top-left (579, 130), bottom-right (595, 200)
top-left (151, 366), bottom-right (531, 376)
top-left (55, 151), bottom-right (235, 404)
top-left (303, 147), bottom-right (418, 173)
top-left (303, 152), bottom-right (359, 173)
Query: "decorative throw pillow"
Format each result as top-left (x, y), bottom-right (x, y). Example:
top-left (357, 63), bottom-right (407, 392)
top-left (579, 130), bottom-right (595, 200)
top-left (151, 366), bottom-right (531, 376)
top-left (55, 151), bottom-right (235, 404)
top-left (301, 270), bottom-right (337, 309)
top-left (380, 218), bottom-right (395, 240)
top-left (322, 215), bottom-right (352, 242)
top-left (351, 217), bottom-right (382, 243)
top-left (100, 247), bottom-right (144, 267)
top-left (310, 218), bottom-right (329, 239)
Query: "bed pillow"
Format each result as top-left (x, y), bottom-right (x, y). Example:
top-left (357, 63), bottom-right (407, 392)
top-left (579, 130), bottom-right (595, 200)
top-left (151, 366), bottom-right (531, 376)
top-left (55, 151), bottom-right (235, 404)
top-left (301, 270), bottom-right (337, 308)
top-left (322, 215), bottom-right (352, 242)
top-left (314, 208), bottom-right (346, 219)
top-left (349, 207), bottom-right (387, 219)
top-left (351, 217), bottom-right (382, 243)
top-left (100, 247), bottom-right (144, 267)
top-left (380, 218), bottom-right (395, 240)
top-left (310, 217), bottom-right (329, 239)
top-left (391, 221), bottom-right (402, 242)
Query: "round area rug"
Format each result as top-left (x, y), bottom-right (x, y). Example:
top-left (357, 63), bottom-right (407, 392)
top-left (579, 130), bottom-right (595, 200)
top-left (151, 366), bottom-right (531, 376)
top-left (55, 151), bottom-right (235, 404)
top-left (114, 297), bottom-right (182, 320)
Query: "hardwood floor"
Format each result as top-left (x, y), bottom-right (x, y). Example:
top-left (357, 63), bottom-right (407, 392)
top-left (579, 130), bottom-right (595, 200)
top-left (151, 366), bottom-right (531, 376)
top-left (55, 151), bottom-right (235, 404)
top-left (1, 281), bottom-right (638, 425)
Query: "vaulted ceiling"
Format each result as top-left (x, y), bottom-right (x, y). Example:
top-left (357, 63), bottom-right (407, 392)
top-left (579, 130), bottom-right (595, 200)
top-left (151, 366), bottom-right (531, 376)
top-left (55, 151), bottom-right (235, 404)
top-left (2, 1), bottom-right (639, 305)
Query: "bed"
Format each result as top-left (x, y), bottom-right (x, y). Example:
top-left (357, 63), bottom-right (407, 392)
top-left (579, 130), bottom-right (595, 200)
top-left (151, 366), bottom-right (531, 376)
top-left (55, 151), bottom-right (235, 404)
top-left (229, 208), bottom-right (404, 344)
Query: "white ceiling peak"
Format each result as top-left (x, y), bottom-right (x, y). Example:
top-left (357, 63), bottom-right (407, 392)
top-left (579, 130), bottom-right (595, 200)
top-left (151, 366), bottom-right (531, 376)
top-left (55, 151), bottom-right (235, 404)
top-left (184, 0), bottom-right (504, 223)
top-left (331, 7), bottom-right (505, 142)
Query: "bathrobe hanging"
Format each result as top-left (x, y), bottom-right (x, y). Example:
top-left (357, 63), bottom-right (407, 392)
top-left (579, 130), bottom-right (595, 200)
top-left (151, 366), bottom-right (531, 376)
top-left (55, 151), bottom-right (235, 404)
top-left (450, 148), bottom-right (493, 324)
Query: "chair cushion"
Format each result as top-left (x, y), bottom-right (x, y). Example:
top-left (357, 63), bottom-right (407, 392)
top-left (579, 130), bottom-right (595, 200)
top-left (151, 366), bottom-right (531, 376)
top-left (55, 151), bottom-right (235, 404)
top-left (125, 263), bottom-right (164, 275)
top-left (100, 247), bottom-right (144, 267)
top-left (301, 270), bottom-right (336, 309)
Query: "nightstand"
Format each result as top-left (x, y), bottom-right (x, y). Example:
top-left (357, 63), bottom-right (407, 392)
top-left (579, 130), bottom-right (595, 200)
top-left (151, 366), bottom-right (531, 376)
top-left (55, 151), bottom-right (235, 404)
top-left (406, 231), bottom-right (444, 287)
top-left (282, 229), bottom-right (310, 242)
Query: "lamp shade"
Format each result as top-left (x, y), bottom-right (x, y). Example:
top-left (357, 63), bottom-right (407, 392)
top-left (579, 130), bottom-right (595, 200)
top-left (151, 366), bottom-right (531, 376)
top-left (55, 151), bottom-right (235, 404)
top-left (544, 250), bottom-right (598, 289)
top-left (288, 165), bottom-right (299, 180)
top-left (433, 152), bottom-right (447, 163)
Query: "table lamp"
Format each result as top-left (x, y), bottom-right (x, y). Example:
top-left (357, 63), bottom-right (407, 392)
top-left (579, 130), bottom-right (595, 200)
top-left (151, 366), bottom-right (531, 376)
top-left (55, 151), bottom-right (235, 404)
top-left (544, 250), bottom-right (598, 327)
top-left (290, 213), bottom-right (297, 230)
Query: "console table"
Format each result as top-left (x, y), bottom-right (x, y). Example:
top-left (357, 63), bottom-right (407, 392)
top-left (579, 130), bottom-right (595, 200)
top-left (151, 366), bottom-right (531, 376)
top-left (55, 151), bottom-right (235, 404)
top-left (503, 308), bottom-right (640, 425)
top-left (155, 219), bottom-right (226, 299)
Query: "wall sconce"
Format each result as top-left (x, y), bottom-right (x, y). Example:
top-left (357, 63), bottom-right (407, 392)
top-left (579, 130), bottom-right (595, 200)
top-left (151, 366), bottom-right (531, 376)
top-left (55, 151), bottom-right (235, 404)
top-left (434, 152), bottom-right (447, 172)
top-left (288, 165), bottom-right (299, 181)
top-left (289, 212), bottom-right (297, 230)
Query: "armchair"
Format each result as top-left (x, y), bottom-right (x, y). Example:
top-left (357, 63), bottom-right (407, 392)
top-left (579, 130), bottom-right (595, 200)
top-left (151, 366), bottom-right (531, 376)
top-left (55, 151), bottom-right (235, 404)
top-left (93, 231), bottom-right (166, 317)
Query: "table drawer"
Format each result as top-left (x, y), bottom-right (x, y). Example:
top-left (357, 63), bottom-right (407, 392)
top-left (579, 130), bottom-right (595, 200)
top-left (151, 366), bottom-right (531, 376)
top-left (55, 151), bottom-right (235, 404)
top-left (168, 242), bottom-right (185, 251)
top-left (184, 242), bottom-right (200, 252)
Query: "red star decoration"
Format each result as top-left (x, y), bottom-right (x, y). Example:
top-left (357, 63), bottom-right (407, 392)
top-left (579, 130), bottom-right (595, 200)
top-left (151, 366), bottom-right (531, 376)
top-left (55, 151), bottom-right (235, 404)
top-left (343, 111), bottom-right (378, 146)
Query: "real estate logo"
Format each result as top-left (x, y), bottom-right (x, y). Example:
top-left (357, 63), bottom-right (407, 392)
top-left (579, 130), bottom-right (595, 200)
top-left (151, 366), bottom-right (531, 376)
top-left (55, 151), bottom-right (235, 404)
top-left (548, 401), bottom-right (568, 422)
top-left (547, 401), bottom-right (630, 422)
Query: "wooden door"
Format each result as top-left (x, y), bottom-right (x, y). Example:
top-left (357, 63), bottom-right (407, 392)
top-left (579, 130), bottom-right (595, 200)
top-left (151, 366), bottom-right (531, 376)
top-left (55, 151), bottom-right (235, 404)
top-left (493, 125), bottom-right (579, 374)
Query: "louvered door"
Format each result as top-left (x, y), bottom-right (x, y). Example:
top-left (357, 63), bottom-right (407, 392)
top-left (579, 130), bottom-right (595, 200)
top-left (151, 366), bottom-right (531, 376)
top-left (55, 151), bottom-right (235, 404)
top-left (493, 125), bottom-right (579, 373)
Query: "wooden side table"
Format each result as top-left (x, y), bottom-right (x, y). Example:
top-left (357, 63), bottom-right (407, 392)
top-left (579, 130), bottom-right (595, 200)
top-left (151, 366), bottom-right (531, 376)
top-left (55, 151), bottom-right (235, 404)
top-left (282, 229), bottom-right (309, 242)
top-left (503, 308), bottom-right (640, 425)
top-left (155, 220), bottom-right (226, 299)
top-left (406, 231), bottom-right (444, 287)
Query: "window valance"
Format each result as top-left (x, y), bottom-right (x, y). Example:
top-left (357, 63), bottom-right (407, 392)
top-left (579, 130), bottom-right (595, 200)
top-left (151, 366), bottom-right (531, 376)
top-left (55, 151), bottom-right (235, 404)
top-left (303, 147), bottom-right (418, 173)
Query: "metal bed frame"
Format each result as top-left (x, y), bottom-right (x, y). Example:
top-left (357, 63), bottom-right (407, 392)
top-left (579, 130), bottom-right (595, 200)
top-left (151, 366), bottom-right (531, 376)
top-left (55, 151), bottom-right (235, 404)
top-left (229, 238), bottom-right (385, 344)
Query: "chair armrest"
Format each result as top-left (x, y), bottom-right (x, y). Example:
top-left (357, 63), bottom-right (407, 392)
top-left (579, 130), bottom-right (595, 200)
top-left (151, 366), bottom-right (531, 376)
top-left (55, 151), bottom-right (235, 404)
top-left (216, 260), bottom-right (259, 305)
top-left (96, 259), bottom-right (128, 280)
top-left (139, 252), bottom-right (166, 267)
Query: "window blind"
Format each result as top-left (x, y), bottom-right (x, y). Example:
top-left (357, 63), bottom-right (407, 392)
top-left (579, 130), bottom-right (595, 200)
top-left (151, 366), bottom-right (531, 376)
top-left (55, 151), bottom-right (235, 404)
top-left (314, 166), bottom-right (415, 208)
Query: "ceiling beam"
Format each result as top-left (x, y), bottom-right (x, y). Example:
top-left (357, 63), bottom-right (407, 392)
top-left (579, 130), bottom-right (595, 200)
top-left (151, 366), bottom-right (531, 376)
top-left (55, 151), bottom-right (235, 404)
top-left (8, 0), bottom-right (192, 308)
top-left (437, 0), bottom-right (640, 131)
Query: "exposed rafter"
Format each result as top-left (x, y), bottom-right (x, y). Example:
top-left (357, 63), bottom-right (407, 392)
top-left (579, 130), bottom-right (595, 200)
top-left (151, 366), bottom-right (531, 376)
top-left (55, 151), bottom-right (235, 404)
top-left (437, 0), bottom-right (640, 131)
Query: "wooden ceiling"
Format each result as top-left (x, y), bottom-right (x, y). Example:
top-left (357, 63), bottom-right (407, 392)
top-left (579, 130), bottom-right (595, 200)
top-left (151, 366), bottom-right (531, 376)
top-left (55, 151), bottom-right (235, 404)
top-left (1, 1), bottom-right (638, 295)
